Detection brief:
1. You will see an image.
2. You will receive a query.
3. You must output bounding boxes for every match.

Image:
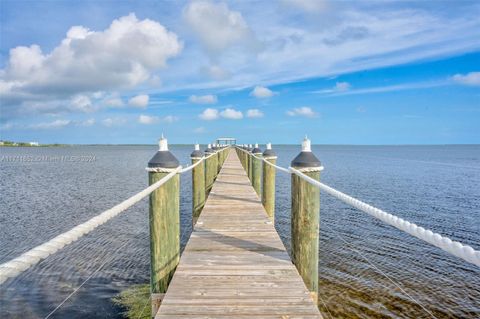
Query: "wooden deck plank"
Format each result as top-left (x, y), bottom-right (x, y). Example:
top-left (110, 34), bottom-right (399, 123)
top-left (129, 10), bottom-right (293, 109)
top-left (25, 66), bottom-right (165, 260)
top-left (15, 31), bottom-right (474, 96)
top-left (156, 150), bottom-right (322, 318)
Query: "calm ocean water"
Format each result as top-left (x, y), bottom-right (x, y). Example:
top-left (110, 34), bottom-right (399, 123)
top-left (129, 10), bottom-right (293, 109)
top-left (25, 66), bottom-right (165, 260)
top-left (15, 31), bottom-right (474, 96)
top-left (0, 145), bottom-right (479, 318)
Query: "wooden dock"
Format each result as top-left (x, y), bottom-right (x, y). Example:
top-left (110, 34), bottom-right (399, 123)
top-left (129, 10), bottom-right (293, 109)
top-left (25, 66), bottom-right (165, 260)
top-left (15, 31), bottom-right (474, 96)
top-left (156, 150), bottom-right (322, 318)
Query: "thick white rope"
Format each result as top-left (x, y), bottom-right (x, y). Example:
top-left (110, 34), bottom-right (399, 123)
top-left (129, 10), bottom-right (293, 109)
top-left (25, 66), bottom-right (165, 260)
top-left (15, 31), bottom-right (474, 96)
top-left (289, 167), bottom-right (480, 268)
top-left (0, 167), bottom-right (181, 285)
top-left (236, 146), bottom-right (291, 174)
top-left (180, 156), bottom-right (205, 173)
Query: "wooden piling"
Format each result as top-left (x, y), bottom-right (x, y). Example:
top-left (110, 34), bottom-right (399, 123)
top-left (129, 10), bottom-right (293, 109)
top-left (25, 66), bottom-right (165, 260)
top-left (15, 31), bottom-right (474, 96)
top-left (147, 136), bottom-right (180, 317)
top-left (216, 145), bottom-right (222, 173)
top-left (251, 144), bottom-right (262, 195)
top-left (205, 144), bottom-right (215, 195)
top-left (248, 144), bottom-right (253, 182)
top-left (191, 144), bottom-right (205, 225)
top-left (262, 143), bottom-right (277, 220)
top-left (290, 137), bottom-right (322, 304)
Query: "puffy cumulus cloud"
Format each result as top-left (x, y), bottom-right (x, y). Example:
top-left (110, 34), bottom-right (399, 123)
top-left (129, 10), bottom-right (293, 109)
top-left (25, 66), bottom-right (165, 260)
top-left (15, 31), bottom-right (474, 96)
top-left (220, 108), bottom-right (243, 119)
top-left (138, 114), bottom-right (159, 125)
top-left (183, 1), bottom-right (259, 56)
top-left (189, 94), bottom-right (218, 104)
top-left (138, 114), bottom-right (178, 124)
top-left (246, 109), bottom-right (264, 118)
top-left (286, 106), bottom-right (317, 118)
top-left (1, 13), bottom-right (182, 117)
top-left (452, 72), bottom-right (480, 86)
top-left (104, 97), bottom-right (124, 108)
top-left (71, 95), bottom-right (95, 112)
top-left (128, 94), bottom-right (149, 108)
top-left (251, 86), bottom-right (274, 98)
top-left (80, 118), bottom-right (96, 126)
top-left (199, 108), bottom-right (219, 120)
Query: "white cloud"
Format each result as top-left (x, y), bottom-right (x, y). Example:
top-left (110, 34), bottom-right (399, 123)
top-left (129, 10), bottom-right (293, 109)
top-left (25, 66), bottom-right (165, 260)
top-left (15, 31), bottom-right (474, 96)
top-left (138, 114), bottom-right (178, 124)
top-left (102, 117), bottom-right (127, 127)
top-left (251, 86), bottom-right (274, 98)
top-left (104, 97), bottom-right (124, 107)
top-left (334, 81), bottom-right (351, 91)
top-left (452, 72), bottom-right (480, 86)
top-left (183, 1), bottom-right (259, 56)
top-left (189, 94), bottom-right (218, 104)
top-left (200, 65), bottom-right (231, 80)
top-left (30, 119), bottom-right (71, 129)
top-left (314, 80), bottom-right (448, 96)
top-left (71, 95), bottom-right (95, 112)
top-left (80, 118), bottom-right (96, 126)
top-left (199, 108), bottom-right (219, 120)
top-left (220, 108), bottom-right (243, 119)
top-left (162, 115), bottom-right (179, 123)
top-left (193, 126), bottom-right (206, 133)
top-left (138, 114), bottom-right (159, 125)
top-left (286, 106), bottom-right (317, 117)
top-left (129, 94), bottom-right (149, 108)
top-left (1, 13), bottom-right (182, 117)
top-left (314, 81), bottom-right (351, 94)
top-left (246, 109), bottom-right (264, 118)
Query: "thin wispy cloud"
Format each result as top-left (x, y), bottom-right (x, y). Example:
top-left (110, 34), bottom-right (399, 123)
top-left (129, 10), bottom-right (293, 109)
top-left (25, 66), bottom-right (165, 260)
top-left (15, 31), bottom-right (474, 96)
top-left (313, 80), bottom-right (449, 96)
top-left (189, 94), bottom-right (218, 104)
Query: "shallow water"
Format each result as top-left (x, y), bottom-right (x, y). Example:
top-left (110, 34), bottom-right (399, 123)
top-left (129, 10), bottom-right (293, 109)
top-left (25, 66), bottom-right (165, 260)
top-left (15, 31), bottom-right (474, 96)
top-left (0, 145), bottom-right (479, 318)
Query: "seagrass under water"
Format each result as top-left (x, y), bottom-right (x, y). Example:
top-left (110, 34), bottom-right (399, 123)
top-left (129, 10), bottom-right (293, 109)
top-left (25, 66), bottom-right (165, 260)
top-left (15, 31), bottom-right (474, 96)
top-left (0, 145), bottom-right (479, 318)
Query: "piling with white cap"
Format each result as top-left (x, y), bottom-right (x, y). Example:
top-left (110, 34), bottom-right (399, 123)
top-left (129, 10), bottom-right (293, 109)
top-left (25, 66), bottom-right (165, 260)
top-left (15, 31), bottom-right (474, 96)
top-left (205, 143), bottom-right (217, 195)
top-left (290, 136), bottom-right (322, 304)
top-left (191, 144), bottom-right (205, 224)
top-left (262, 143), bottom-right (277, 220)
top-left (147, 135), bottom-right (181, 315)
top-left (251, 143), bottom-right (263, 195)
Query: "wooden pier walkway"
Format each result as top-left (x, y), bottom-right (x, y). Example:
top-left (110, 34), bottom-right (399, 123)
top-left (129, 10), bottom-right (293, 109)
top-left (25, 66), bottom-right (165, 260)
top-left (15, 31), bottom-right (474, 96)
top-left (156, 150), bottom-right (322, 318)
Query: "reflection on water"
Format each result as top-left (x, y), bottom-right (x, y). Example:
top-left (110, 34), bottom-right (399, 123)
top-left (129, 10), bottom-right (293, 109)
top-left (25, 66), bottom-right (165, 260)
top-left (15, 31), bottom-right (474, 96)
top-left (0, 145), bottom-right (479, 318)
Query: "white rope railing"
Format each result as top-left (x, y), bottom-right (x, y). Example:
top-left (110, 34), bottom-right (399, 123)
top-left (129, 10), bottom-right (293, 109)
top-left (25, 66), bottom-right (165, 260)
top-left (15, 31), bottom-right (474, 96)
top-left (0, 167), bottom-right (181, 285)
top-left (289, 166), bottom-right (480, 268)
top-left (0, 147), bottom-right (230, 285)
top-left (236, 146), bottom-right (480, 267)
top-left (235, 146), bottom-right (290, 173)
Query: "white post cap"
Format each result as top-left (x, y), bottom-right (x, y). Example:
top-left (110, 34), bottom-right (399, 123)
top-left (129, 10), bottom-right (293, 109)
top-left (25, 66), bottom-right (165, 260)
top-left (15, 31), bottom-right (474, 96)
top-left (194, 144), bottom-right (200, 151)
top-left (159, 135), bottom-right (168, 151)
top-left (255, 143), bottom-right (259, 148)
top-left (302, 135), bottom-right (311, 152)
top-left (266, 143), bottom-right (272, 150)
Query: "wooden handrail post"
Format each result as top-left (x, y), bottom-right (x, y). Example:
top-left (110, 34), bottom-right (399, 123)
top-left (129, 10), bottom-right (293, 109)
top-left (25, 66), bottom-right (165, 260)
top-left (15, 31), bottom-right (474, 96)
top-left (205, 144), bottom-right (215, 195)
top-left (291, 136), bottom-right (322, 305)
top-left (147, 135), bottom-right (180, 317)
top-left (248, 144), bottom-right (253, 182)
top-left (215, 144), bottom-right (222, 173)
top-left (191, 144), bottom-right (205, 225)
top-left (262, 143), bottom-right (277, 221)
top-left (252, 144), bottom-right (262, 195)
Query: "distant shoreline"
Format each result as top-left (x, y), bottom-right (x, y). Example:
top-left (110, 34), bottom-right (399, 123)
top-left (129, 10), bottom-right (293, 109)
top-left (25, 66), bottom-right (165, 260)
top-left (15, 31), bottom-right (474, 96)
top-left (2, 143), bottom-right (479, 147)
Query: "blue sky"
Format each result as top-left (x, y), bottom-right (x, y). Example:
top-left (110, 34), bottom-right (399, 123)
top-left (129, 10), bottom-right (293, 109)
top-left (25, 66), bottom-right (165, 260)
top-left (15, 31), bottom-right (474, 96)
top-left (0, 0), bottom-right (479, 144)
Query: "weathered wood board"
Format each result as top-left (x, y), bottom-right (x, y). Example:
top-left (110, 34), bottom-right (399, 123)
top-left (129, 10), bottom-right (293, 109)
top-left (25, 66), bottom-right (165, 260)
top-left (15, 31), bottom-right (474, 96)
top-left (156, 150), bottom-right (322, 318)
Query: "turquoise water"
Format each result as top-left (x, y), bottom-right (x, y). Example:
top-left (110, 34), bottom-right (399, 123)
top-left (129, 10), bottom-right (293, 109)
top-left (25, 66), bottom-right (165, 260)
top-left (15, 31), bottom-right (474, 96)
top-left (0, 145), bottom-right (479, 318)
